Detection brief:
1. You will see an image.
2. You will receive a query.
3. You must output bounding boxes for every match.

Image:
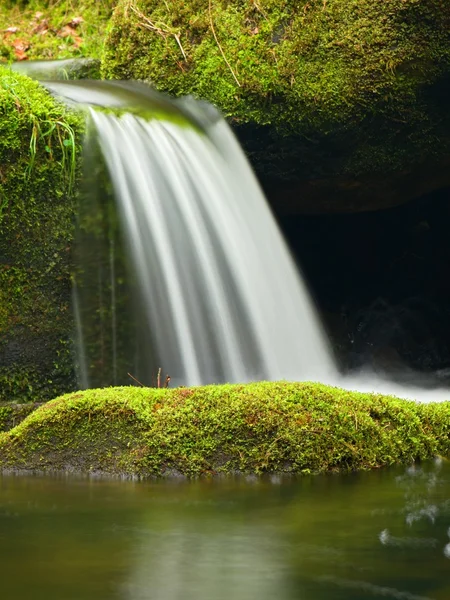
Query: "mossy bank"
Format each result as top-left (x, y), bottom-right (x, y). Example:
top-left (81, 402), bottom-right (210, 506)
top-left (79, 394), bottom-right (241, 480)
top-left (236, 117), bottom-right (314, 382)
top-left (0, 67), bottom-right (84, 402)
top-left (0, 0), bottom-right (116, 64)
top-left (0, 382), bottom-right (449, 478)
top-left (102, 0), bottom-right (450, 212)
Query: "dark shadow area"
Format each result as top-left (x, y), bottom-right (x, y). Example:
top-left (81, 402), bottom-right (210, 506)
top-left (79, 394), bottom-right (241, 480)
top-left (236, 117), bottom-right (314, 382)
top-left (277, 187), bottom-right (450, 381)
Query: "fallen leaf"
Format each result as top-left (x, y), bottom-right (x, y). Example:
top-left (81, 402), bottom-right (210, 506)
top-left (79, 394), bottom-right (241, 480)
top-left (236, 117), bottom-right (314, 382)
top-left (11, 38), bottom-right (30, 55)
top-left (58, 25), bottom-right (78, 38)
top-left (68, 16), bottom-right (84, 27)
top-left (34, 12), bottom-right (44, 19)
top-left (32, 19), bottom-right (49, 35)
top-left (4, 26), bottom-right (19, 34)
top-left (13, 46), bottom-right (29, 61)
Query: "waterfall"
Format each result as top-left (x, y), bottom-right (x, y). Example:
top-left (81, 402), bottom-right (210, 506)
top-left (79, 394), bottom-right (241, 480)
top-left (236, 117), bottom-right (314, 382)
top-left (51, 80), bottom-right (337, 387)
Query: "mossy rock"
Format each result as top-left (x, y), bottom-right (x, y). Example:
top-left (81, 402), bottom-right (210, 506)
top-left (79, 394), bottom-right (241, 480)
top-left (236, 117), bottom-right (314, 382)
top-left (0, 67), bottom-right (84, 402)
top-left (0, 402), bottom-right (41, 433)
top-left (101, 0), bottom-right (450, 213)
top-left (0, 382), bottom-right (449, 477)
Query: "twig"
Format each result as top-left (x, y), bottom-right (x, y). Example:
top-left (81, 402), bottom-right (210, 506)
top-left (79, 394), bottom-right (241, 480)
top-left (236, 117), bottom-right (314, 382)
top-left (157, 367), bottom-right (161, 389)
top-left (130, 4), bottom-right (187, 61)
top-left (208, 0), bottom-right (241, 86)
top-left (128, 372), bottom-right (145, 387)
top-left (252, 0), bottom-right (268, 20)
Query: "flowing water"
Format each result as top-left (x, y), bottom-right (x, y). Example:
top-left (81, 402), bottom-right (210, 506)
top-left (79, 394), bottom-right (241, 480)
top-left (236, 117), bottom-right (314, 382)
top-left (1, 461), bottom-right (449, 600)
top-left (45, 80), bottom-right (336, 388)
top-left (28, 73), bottom-right (448, 399)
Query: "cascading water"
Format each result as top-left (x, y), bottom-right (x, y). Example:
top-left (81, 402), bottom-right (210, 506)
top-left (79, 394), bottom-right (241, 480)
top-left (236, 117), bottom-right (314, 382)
top-left (35, 77), bottom-right (448, 400)
top-left (66, 81), bottom-right (337, 387)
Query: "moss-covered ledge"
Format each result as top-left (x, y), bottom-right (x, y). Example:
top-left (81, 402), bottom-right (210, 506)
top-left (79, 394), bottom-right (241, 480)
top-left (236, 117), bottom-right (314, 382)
top-left (0, 403), bottom-right (41, 433)
top-left (0, 382), bottom-right (448, 478)
top-left (101, 0), bottom-right (450, 213)
top-left (0, 67), bottom-right (84, 402)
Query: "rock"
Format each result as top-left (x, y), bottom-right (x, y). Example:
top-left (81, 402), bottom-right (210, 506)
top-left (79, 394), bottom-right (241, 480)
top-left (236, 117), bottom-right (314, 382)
top-left (0, 67), bottom-right (83, 401)
top-left (101, 0), bottom-right (450, 213)
top-left (11, 58), bottom-right (101, 81)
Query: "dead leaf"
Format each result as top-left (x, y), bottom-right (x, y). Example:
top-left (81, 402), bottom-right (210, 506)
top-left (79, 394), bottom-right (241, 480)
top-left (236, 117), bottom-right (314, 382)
top-left (57, 25), bottom-right (83, 47)
top-left (14, 50), bottom-right (28, 61)
top-left (34, 12), bottom-right (44, 20)
top-left (4, 26), bottom-right (19, 34)
top-left (32, 19), bottom-right (49, 35)
top-left (68, 16), bottom-right (84, 27)
top-left (12, 39), bottom-right (30, 50)
top-left (12, 39), bottom-right (30, 60)
top-left (58, 25), bottom-right (78, 38)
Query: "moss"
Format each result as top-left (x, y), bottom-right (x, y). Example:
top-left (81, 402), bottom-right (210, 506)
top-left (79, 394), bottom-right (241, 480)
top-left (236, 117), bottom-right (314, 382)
top-left (0, 382), bottom-right (449, 477)
top-left (101, 0), bottom-right (450, 183)
top-left (0, 0), bottom-right (116, 63)
top-left (0, 66), bottom-right (84, 402)
top-left (0, 403), bottom-right (40, 433)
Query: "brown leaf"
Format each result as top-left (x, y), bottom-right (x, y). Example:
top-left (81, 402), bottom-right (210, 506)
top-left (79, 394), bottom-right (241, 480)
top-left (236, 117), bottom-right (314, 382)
top-left (58, 25), bottom-right (78, 38)
top-left (32, 19), bottom-right (49, 35)
top-left (11, 39), bottom-right (30, 53)
top-left (13, 47), bottom-right (28, 61)
top-left (68, 16), bottom-right (84, 27)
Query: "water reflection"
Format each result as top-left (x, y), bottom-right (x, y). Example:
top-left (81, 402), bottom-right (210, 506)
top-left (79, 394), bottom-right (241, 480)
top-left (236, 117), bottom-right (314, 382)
top-left (0, 462), bottom-right (449, 600)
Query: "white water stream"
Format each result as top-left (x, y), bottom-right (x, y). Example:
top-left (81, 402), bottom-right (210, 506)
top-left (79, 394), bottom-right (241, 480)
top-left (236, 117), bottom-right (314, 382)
top-left (87, 109), bottom-right (336, 386)
top-left (41, 79), bottom-right (450, 401)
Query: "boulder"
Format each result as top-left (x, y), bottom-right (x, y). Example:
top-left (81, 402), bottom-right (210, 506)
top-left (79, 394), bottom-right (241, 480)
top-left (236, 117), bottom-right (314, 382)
top-left (0, 67), bottom-right (82, 401)
top-left (101, 0), bottom-right (450, 213)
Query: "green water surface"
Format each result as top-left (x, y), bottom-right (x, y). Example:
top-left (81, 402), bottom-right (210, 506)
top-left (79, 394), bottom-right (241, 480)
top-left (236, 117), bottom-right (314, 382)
top-left (0, 461), bottom-right (449, 600)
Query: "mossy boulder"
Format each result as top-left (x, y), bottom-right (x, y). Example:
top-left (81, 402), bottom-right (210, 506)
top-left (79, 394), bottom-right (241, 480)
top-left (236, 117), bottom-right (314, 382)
top-left (0, 402), bottom-right (40, 432)
top-left (0, 382), bottom-right (449, 477)
top-left (0, 67), bottom-right (83, 402)
top-left (101, 0), bottom-right (450, 213)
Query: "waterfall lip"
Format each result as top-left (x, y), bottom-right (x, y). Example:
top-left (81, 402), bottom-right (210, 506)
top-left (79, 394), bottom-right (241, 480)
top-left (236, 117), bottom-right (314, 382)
top-left (10, 57), bottom-right (97, 79)
top-left (41, 79), bottom-right (222, 133)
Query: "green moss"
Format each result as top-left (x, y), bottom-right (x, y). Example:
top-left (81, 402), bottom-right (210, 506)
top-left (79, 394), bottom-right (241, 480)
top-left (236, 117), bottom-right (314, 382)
top-left (0, 382), bottom-right (449, 477)
top-left (0, 0), bottom-right (116, 63)
top-left (0, 67), bottom-right (84, 402)
top-left (101, 0), bottom-right (450, 182)
top-left (0, 403), bottom-right (40, 433)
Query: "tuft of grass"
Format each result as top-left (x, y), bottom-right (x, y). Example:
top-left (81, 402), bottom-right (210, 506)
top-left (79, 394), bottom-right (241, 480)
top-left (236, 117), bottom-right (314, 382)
top-left (0, 381), bottom-right (449, 478)
top-left (27, 116), bottom-right (77, 194)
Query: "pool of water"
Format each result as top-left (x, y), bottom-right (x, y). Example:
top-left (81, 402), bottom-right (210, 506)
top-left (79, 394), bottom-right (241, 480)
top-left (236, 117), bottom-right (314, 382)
top-left (0, 461), bottom-right (449, 600)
